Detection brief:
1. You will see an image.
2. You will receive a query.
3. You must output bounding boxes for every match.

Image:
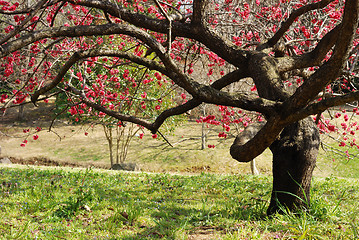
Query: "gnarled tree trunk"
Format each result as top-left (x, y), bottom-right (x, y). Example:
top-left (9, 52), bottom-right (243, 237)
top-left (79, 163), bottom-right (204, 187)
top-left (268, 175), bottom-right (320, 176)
top-left (267, 118), bottom-right (320, 215)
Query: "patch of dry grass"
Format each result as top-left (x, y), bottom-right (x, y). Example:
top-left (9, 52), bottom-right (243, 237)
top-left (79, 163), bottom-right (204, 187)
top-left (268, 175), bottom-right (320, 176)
top-left (0, 101), bottom-right (356, 177)
top-left (0, 118), bottom-right (273, 174)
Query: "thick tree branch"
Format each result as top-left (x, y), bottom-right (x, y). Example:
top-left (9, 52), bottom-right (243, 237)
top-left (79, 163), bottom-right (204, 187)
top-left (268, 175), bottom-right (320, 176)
top-left (248, 52), bottom-right (290, 102)
top-left (67, 86), bottom-right (155, 131)
top-left (288, 91), bottom-right (359, 123)
top-left (281, 0), bottom-right (359, 116)
top-left (66, 0), bottom-right (193, 37)
top-left (230, 116), bottom-right (285, 162)
top-left (65, 0), bottom-right (248, 68)
top-left (277, 23), bottom-right (341, 72)
top-left (31, 49), bottom-right (167, 104)
top-left (192, 0), bottom-right (208, 25)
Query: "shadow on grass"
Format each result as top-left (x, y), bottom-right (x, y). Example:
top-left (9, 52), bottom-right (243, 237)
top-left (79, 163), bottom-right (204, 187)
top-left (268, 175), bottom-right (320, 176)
top-left (88, 173), bottom-right (269, 239)
top-left (0, 167), bottom-right (271, 239)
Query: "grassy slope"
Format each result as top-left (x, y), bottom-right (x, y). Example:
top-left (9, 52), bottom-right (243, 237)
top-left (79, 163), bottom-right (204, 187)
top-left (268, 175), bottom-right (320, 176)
top-left (0, 165), bottom-right (358, 239)
top-left (1, 99), bottom-right (358, 177)
top-left (1, 119), bottom-right (358, 177)
top-left (1, 120), bottom-right (274, 174)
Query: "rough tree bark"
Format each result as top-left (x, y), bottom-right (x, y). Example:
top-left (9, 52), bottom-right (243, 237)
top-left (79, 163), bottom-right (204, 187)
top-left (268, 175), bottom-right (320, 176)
top-left (267, 118), bottom-right (320, 215)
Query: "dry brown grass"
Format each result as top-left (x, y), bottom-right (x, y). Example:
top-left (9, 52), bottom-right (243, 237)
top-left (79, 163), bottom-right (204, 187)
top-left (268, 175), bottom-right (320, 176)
top-left (0, 118), bottom-right (273, 174)
top-left (0, 100), bottom-right (346, 177)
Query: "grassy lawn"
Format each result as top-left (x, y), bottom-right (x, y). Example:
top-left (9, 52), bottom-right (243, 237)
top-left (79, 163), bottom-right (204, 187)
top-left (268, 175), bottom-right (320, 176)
top-left (0, 165), bottom-right (358, 239)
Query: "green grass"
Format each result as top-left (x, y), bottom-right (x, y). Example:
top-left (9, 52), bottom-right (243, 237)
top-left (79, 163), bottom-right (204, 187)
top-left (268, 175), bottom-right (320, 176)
top-left (0, 166), bottom-right (358, 239)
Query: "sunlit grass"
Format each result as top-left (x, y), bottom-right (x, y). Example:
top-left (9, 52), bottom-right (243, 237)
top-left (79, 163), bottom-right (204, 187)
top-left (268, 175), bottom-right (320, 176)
top-left (0, 166), bottom-right (358, 239)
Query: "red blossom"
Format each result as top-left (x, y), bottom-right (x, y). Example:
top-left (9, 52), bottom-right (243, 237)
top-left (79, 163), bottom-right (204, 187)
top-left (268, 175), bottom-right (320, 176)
top-left (339, 142), bottom-right (346, 147)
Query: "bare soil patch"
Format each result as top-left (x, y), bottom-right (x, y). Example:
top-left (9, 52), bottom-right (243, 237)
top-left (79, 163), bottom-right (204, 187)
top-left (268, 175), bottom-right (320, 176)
top-left (7, 156), bottom-right (97, 168)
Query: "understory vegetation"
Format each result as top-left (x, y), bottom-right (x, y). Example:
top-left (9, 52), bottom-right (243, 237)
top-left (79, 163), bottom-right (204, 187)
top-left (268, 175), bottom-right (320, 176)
top-left (0, 166), bottom-right (358, 239)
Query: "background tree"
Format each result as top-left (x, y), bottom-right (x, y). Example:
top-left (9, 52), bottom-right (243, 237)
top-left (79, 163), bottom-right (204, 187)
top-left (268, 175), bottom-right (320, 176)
top-left (1, 0), bottom-right (359, 215)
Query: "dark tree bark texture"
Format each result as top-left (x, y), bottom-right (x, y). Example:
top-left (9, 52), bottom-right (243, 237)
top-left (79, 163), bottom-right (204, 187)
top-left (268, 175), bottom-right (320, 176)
top-left (268, 118), bottom-right (320, 215)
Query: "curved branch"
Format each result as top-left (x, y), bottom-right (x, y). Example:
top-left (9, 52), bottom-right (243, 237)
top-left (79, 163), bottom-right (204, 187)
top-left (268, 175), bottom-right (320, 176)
top-left (31, 48), bottom-right (167, 104)
top-left (2, 22), bottom-right (199, 97)
top-left (0, 23), bottom-right (118, 57)
top-left (152, 99), bottom-right (202, 131)
top-left (288, 91), bottom-right (359, 123)
top-left (281, 0), bottom-right (359, 116)
top-left (277, 23), bottom-right (341, 72)
top-left (67, 86), bottom-right (155, 131)
top-left (65, 0), bottom-right (248, 67)
top-left (50, 1), bottom-right (67, 27)
top-left (258, 0), bottom-right (335, 51)
top-left (66, 0), bottom-right (193, 36)
top-left (230, 116), bottom-right (285, 162)
top-left (152, 68), bottom-right (265, 131)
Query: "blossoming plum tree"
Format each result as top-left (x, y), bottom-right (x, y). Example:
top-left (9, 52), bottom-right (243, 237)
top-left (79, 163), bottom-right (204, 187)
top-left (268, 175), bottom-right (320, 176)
top-left (1, 0), bottom-right (359, 215)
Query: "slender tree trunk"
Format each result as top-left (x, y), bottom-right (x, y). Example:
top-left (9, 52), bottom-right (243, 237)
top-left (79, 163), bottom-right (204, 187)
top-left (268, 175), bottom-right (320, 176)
top-left (250, 159), bottom-right (259, 175)
top-left (201, 104), bottom-right (206, 150)
top-left (18, 105), bottom-right (25, 121)
top-left (267, 118), bottom-right (320, 215)
top-left (104, 125), bottom-right (114, 167)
